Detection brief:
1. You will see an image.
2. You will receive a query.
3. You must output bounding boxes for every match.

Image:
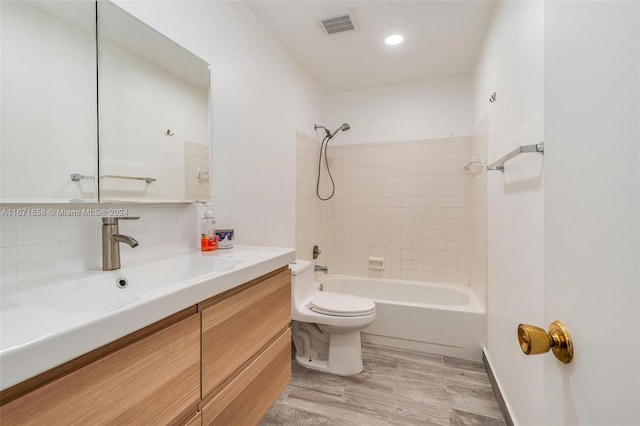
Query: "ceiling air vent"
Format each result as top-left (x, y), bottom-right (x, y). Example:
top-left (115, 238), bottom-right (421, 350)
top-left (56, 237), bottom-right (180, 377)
top-left (318, 10), bottom-right (358, 35)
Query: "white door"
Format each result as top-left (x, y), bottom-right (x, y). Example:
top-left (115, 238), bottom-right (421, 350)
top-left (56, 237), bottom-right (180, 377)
top-left (544, 1), bottom-right (639, 424)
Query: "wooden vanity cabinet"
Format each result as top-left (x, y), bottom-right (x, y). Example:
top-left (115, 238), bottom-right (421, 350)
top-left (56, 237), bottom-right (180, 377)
top-left (184, 410), bottom-right (202, 426)
top-left (0, 266), bottom-right (292, 425)
top-left (199, 266), bottom-right (291, 424)
top-left (200, 267), bottom-right (290, 398)
top-left (0, 309), bottom-right (201, 425)
top-left (201, 329), bottom-right (291, 426)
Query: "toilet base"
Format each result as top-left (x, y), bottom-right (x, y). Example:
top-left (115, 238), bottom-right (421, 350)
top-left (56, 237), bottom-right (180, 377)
top-left (329, 330), bottom-right (364, 375)
top-left (292, 322), bottom-right (364, 376)
top-left (295, 355), bottom-right (331, 373)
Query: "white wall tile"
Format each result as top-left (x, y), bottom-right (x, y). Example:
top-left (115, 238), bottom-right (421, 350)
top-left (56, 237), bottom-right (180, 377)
top-left (1, 264), bottom-right (17, 284)
top-left (17, 225), bottom-right (95, 245)
top-left (297, 135), bottom-right (481, 286)
top-left (2, 243), bottom-right (60, 265)
top-left (1, 215), bottom-right (61, 229)
top-left (60, 238), bottom-right (102, 257)
top-left (0, 204), bottom-right (201, 285)
top-left (469, 115), bottom-right (489, 311)
top-left (1, 229), bottom-right (17, 247)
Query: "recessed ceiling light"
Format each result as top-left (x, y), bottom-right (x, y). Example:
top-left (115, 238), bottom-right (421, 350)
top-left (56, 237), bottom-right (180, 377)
top-left (385, 34), bottom-right (404, 46)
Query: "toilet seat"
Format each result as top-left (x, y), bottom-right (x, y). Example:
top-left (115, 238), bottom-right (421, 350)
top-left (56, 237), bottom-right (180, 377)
top-left (309, 292), bottom-right (376, 317)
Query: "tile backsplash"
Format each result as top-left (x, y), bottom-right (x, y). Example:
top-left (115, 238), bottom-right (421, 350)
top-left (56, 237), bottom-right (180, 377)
top-left (184, 141), bottom-right (210, 201)
top-left (296, 131), bottom-right (483, 286)
top-left (0, 204), bottom-right (204, 285)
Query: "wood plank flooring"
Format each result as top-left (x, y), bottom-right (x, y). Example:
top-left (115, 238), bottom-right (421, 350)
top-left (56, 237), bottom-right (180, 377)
top-left (261, 343), bottom-right (506, 426)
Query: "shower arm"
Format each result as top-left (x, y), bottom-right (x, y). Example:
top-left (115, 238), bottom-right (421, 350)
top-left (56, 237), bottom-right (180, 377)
top-left (314, 124), bottom-right (332, 138)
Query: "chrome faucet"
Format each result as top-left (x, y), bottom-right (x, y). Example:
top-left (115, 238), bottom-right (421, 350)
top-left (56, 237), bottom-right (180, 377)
top-left (314, 265), bottom-right (328, 273)
top-left (102, 217), bottom-right (140, 271)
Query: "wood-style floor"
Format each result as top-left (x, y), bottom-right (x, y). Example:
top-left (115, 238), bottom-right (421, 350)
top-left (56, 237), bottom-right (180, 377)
top-left (261, 343), bottom-right (506, 426)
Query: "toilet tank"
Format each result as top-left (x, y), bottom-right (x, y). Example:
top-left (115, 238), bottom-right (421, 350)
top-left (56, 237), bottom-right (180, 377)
top-left (289, 259), bottom-right (317, 308)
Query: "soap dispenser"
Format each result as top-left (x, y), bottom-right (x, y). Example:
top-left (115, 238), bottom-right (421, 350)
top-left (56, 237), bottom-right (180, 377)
top-left (201, 203), bottom-right (217, 251)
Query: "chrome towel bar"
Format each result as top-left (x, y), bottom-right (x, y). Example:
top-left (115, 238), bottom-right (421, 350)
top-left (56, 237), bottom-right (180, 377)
top-left (100, 174), bottom-right (157, 184)
top-left (487, 142), bottom-right (544, 172)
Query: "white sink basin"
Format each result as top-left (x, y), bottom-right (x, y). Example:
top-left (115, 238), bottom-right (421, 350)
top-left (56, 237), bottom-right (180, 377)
top-left (0, 245), bottom-right (295, 391)
top-left (7, 256), bottom-right (242, 314)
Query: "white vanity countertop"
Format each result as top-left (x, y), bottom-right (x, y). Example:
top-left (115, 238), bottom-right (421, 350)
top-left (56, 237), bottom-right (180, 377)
top-left (0, 245), bottom-right (295, 391)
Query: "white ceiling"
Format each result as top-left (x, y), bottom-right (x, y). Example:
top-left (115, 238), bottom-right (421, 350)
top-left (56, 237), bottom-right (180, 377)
top-left (244, 1), bottom-right (496, 93)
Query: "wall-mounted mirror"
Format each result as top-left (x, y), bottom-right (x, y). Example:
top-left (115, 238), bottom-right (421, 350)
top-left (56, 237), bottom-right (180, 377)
top-left (1, 1), bottom-right (98, 203)
top-left (0, 1), bottom-right (210, 204)
top-left (97, 1), bottom-right (211, 203)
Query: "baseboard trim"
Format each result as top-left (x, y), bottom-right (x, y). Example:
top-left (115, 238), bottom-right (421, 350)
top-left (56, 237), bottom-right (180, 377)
top-left (361, 333), bottom-right (482, 361)
top-left (482, 348), bottom-right (515, 426)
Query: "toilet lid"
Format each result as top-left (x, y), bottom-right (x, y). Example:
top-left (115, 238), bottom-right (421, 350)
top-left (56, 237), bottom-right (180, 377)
top-left (309, 292), bottom-right (376, 317)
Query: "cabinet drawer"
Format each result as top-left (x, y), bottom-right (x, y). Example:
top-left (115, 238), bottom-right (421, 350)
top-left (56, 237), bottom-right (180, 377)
top-left (201, 329), bottom-right (291, 426)
top-left (200, 268), bottom-right (290, 396)
top-left (1, 314), bottom-right (201, 425)
top-left (184, 410), bottom-right (201, 426)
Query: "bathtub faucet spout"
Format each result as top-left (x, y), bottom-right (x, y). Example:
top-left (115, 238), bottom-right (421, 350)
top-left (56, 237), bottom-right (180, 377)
top-left (314, 265), bottom-right (329, 273)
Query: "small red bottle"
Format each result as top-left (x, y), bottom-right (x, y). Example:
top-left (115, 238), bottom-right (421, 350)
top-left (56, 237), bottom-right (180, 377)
top-left (201, 203), bottom-right (217, 251)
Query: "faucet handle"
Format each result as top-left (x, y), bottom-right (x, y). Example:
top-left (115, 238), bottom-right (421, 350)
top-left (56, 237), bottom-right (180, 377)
top-left (102, 216), bottom-right (140, 225)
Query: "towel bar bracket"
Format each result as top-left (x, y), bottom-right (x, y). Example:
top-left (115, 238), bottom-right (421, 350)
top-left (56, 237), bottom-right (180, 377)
top-left (487, 142), bottom-right (544, 172)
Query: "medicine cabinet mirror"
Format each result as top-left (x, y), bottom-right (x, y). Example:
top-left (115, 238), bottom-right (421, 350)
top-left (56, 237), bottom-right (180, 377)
top-left (0, 1), bottom-right (211, 204)
top-left (98, 1), bottom-right (211, 203)
top-left (1, 1), bottom-right (98, 203)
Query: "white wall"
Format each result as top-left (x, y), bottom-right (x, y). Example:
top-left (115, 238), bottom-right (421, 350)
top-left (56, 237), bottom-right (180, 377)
top-left (1, 1), bottom-right (325, 287)
top-left (115, 1), bottom-right (325, 247)
top-left (544, 2), bottom-right (639, 424)
top-left (325, 77), bottom-right (472, 145)
top-left (473, 1), bottom-right (545, 425)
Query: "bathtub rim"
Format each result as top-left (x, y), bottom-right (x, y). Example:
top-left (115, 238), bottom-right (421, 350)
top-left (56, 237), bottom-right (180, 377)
top-left (320, 274), bottom-right (485, 315)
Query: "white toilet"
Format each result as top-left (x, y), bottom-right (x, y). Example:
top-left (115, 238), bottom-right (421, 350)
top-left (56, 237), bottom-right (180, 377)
top-left (289, 260), bottom-right (376, 375)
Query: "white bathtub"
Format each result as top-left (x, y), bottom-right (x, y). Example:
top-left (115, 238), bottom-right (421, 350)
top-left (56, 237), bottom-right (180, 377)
top-left (321, 276), bottom-right (485, 360)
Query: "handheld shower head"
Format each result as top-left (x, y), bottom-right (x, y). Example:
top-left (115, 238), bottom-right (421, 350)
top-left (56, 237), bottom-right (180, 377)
top-left (314, 122), bottom-right (350, 201)
top-left (330, 123), bottom-right (350, 138)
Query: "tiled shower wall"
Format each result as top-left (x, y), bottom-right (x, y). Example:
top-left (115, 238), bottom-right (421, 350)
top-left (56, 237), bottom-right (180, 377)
top-left (470, 116), bottom-right (489, 308)
top-left (296, 131), bottom-right (488, 286)
top-left (295, 130), bottom-right (330, 264)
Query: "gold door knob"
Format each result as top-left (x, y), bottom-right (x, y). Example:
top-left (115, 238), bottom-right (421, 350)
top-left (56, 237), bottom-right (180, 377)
top-left (517, 321), bottom-right (573, 363)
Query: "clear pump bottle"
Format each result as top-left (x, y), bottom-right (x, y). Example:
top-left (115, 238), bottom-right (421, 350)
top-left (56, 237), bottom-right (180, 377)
top-left (200, 203), bottom-right (217, 251)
